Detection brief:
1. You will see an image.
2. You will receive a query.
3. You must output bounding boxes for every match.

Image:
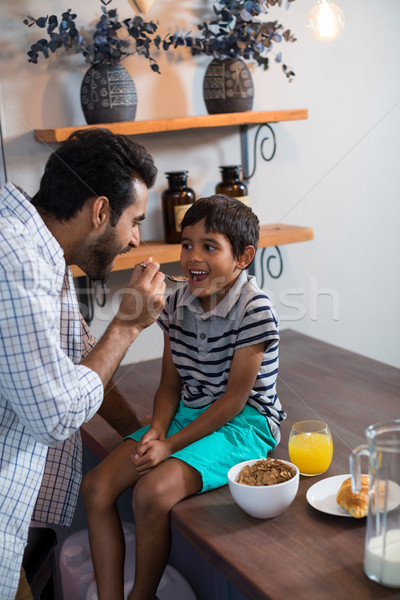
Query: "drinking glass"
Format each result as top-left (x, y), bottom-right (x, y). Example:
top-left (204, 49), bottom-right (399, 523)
top-left (288, 420), bottom-right (333, 476)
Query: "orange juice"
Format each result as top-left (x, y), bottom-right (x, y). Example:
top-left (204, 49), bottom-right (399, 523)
top-left (288, 432), bottom-right (333, 475)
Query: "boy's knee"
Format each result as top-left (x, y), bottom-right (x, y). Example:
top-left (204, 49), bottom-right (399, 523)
top-left (81, 468), bottom-right (108, 508)
top-left (81, 469), bottom-right (95, 501)
top-left (132, 476), bottom-right (167, 515)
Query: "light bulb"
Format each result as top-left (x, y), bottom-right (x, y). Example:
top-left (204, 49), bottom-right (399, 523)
top-left (308, 0), bottom-right (345, 41)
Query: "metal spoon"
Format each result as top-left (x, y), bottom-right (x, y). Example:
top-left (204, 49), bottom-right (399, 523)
top-left (139, 263), bottom-right (188, 283)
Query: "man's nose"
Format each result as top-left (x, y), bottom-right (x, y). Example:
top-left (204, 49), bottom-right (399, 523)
top-left (129, 228), bottom-right (140, 248)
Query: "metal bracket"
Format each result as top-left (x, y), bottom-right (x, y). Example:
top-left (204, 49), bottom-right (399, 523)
top-left (248, 246), bottom-right (283, 282)
top-left (240, 123), bottom-right (277, 181)
top-left (240, 122), bottom-right (282, 282)
top-left (258, 246), bottom-right (283, 287)
top-left (75, 276), bottom-right (94, 323)
top-left (74, 277), bottom-right (107, 325)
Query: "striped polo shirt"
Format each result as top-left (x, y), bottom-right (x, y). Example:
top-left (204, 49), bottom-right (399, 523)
top-left (158, 270), bottom-right (285, 441)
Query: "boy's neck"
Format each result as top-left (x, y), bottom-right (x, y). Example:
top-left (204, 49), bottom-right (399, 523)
top-left (199, 272), bottom-right (243, 313)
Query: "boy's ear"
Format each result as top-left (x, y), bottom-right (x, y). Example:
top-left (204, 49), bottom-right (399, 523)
top-left (90, 196), bottom-right (110, 229)
top-left (236, 245), bottom-right (256, 270)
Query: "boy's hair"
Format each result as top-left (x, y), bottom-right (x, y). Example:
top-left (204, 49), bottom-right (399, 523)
top-left (180, 194), bottom-right (259, 260)
top-left (31, 128), bottom-right (157, 226)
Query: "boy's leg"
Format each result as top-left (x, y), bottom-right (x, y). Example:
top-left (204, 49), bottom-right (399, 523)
top-left (81, 439), bottom-right (140, 600)
top-left (128, 457), bottom-right (202, 600)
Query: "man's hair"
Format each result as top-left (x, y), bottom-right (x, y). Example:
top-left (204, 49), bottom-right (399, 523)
top-left (31, 128), bottom-right (157, 225)
top-left (180, 194), bottom-right (259, 259)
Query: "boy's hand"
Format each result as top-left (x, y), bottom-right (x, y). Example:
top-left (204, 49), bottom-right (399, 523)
top-left (137, 426), bottom-right (164, 449)
top-left (131, 439), bottom-right (172, 474)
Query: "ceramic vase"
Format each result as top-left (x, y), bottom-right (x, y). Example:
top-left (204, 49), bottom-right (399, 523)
top-left (203, 58), bottom-right (254, 115)
top-left (80, 64), bottom-right (137, 125)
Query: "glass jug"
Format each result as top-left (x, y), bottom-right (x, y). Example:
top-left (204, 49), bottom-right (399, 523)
top-left (350, 420), bottom-right (400, 588)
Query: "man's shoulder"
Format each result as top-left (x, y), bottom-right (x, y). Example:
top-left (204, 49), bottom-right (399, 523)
top-left (0, 220), bottom-right (52, 289)
top-left (0, 217), bottom-right (38, 261)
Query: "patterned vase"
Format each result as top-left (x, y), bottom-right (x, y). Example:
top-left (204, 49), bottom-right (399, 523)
top-left (203, 58), bottom-right (254, 115)
top-left (80, 64), bottom-right (137, 125)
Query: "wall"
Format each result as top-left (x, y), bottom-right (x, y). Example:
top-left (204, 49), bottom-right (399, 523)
top-left (1, 0), bottom-right (399, 368)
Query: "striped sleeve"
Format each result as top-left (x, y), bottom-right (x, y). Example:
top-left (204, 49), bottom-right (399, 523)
top-left (234, 293), bottom-right (279, 351)
top-left (157, 288), bottom-right (181, 336)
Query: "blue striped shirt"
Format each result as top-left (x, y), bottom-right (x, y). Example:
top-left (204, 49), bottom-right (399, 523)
top-left (158, 270), bottom-right (285, 441)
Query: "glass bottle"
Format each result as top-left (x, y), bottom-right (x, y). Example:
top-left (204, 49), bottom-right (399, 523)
top-left (162, 171), bottom-right (196, 244)
top-left (215, 165), bottom-right (249, 206)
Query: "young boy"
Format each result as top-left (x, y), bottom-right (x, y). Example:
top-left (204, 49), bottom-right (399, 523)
top-left (82, 195), bottom-right (285, 600)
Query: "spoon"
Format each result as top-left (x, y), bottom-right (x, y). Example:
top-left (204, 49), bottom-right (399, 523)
top-left (139, 263), bottom-right (188, 283)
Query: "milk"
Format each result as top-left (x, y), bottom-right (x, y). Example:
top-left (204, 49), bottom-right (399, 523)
top-left (364, 529), bottom-right (400, 588)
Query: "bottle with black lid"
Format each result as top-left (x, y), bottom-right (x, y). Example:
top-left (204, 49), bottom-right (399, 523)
top-left (162, 171), bottom-right (196, 244)
top-left (215, 165), bottom-right (249, 206)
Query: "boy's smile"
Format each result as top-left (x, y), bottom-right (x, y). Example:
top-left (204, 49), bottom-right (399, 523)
top-left (180, 219), bottom-right (245, 312)
top-left (190, 269), bottom-right (209, 282)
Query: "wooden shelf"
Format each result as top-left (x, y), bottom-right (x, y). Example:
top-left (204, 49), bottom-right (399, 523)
top-left (36, 110), bottom-right (312, 278)
top-left (34, 109), bottom-right (308, 143)
top-left (71, 223), bottom-right (313, 277)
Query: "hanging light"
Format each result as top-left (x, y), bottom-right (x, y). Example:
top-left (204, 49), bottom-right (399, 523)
top-left (308, 0), bottom-right (345, 41)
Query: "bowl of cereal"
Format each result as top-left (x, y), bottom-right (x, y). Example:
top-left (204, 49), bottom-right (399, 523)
top-left (227, 458), bottom-right (299, 519)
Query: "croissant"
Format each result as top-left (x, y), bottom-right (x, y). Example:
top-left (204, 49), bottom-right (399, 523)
top-left (336, 475), bottom-right (369, 518)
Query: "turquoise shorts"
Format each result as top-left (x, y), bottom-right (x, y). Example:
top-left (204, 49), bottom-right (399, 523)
top-left (125, 400), bottom-right (277, 493)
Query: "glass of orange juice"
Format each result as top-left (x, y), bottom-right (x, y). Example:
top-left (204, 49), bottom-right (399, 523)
top-left (288, 420), bottom-right (333, 476)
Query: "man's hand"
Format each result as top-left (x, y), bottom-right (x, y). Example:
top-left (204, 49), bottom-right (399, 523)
top-left (80, 259), bottom-right (166, 388)
top-left (116, 259), bottom-right (166, 332)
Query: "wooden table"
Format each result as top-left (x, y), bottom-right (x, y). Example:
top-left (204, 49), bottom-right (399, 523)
top-left (81, 330), bottom-right (400, 600)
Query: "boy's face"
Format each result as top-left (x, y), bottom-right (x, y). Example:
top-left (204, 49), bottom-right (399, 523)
top-left (180, 218), bottom-right (244, 312)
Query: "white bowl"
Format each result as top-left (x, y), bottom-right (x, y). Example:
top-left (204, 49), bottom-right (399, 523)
top-left (227, 458), bottom-right (299, 519)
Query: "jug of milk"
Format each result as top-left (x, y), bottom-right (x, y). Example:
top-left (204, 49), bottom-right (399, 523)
top-left (350, 420), bottom-right (400, 588)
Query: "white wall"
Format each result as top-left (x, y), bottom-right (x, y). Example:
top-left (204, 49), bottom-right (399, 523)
top-left (1, 0), bottom-right (399, 368)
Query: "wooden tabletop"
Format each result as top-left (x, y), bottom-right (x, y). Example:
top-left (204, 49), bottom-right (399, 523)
top-left (81, 330), bottom-right (400, 600)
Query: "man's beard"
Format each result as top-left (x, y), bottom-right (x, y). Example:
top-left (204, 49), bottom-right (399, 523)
top-left (78, 226), bottom-right (130, 283)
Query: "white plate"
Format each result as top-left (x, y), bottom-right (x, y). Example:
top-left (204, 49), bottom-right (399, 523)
top-left (306, 474), bottom-right (353, 517)
top-left (307, 474), bottom-right (400, 517)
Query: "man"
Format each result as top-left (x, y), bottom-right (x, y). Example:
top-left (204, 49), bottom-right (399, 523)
top-left (0, 128), bottom-right (166, 599)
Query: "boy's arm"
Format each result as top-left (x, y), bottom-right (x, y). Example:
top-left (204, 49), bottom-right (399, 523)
top-left (164, 341), bottom-right (265, 454)
top-left (147, 334), bottom-right (181, 436)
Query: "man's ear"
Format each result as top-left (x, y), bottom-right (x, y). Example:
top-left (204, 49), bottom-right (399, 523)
top-left (236, 245), bottom-right (256, 270)
top-left (91, 196), bottom-right (110, 230)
